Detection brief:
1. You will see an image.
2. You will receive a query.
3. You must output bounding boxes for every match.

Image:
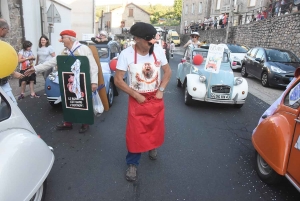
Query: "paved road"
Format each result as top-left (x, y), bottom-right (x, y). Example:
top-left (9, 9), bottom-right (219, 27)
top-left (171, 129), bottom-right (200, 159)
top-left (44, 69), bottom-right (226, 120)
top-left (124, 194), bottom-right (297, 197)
top-left (16, 53), bottom-right (300, 201)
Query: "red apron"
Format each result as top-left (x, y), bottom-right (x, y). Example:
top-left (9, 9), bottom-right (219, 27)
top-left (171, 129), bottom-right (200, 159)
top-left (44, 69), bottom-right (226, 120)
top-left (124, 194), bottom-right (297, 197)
top-left (126, 47), bottom-right (165, 153)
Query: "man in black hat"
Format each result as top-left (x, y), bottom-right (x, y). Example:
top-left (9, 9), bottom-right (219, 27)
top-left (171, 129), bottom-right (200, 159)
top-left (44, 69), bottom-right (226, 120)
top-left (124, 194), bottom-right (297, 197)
top-left (114, 22), bottom-right (172, 182)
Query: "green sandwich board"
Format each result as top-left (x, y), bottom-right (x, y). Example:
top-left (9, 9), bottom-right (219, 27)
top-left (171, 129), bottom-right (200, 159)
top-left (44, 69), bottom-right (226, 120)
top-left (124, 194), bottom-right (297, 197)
top-left (57, 55), bottom-right (94, 125)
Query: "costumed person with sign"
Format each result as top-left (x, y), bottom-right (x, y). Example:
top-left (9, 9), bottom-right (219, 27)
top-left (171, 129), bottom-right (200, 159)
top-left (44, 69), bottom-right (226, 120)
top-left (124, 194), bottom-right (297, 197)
top-left (24, 30), bottom-right (99, 133)
top-left (114, 22), bottom-right (172, 182)
top-left (0, 18), bottom-right (24, 104)
top-left (183, 32), bottom-right (201, 48)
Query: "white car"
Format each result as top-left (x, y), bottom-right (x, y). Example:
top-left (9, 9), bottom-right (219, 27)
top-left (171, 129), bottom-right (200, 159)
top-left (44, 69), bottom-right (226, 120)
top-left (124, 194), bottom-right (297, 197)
top-left (218, 44), bottom-right (249, 70)
top-left (0, 87), bottom-right (54, 201)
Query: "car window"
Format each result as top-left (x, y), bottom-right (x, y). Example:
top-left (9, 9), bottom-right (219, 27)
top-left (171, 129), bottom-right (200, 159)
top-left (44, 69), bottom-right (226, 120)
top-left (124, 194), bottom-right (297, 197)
top-left (250, 48), bottom-right (258, 58)
top-left (266, 49), bottom-right (300, 63)
top-left (97, 48), bottom-right (109, 59)
top-left (227, 44), bottom-right (248, 53)
top-left (0, 93), bottom-right (11, 122)
top-left (172, 36), bottom-right (179, 40)
top-left (255, 49), bottom-right (265, 59)
top-left (284, 80), bottom-right (300, 109)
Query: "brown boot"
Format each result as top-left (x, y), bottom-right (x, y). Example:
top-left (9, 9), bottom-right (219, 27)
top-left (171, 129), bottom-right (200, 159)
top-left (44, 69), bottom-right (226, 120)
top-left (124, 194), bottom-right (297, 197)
top-left (148, 149), bottom-right (158, 160)
top-left (126, 164), bottom-right (137, 182)
top-left (56, 122), bottom-right (73, 130)
top-left (79, 124), bottom-right (89, 133)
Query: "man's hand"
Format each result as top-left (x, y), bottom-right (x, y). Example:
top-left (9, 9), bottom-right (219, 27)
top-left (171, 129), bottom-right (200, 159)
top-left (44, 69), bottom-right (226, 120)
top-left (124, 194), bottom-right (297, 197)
top-left (24, 67), bottom-right (35, 76)
top-left (91, 83), bottom-right (97, 92)
top-left (135, 93), bottom-right (146, 104)
top-left (155, 90), bottom-right (163, 99)
top-left (12, 71), bottom-right (24, 79)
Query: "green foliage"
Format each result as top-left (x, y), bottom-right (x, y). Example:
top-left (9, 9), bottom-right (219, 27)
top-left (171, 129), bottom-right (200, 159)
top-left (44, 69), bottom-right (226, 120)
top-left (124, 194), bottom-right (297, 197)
top-left (173, 0), bottom-right (182, 20)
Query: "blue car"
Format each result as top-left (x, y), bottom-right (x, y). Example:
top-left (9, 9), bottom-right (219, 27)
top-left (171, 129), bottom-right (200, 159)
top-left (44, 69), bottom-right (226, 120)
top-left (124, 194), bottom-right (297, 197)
top-left (177, 45), bottom-right (248, 108)
top-left (45, 40), bottom-right (122, 107)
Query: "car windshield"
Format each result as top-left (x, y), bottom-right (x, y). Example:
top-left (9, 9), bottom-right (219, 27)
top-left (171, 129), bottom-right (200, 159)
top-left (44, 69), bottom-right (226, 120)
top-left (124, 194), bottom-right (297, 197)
top-left (98, 48), bottom-right (109, 58)
top-left (192, 50), bottom-right (229, 63)
top-left (266, 49), bottom-right (300, 63)
top-left (172, 36), bottom-right (179, 40)
top-left (227, 44), bottom-right (248, 53)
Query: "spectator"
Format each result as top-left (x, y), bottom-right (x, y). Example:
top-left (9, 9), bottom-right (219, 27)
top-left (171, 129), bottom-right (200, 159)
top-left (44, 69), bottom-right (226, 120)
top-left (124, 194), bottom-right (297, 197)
top-left (275, 0), bottom-right (281, 16)
top-left (219, 13), bottom-right (224, 28)
top-left (214, 17), bottom-right (218, 29)
top-left (18, 41), bottom-right (40, 100)
top-left (91, 30), bottom-right (111, 44)
top-left (256, 11), bottom-right (262, 20)
top-left (170, 40), bottom-right (175, 59)
top-left (261, 8), bottom-right (268, 19)
top-left (223, 14), bottom-right (228, 28)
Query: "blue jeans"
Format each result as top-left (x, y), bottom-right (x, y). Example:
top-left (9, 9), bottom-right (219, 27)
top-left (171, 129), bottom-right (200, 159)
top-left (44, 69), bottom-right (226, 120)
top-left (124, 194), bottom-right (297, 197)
top-left (126, 152), bottom-right (141, 166)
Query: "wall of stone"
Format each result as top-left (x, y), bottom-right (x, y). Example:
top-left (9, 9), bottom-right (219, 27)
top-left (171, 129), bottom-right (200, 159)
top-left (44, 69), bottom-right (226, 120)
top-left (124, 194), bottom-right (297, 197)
top-left (180, 12), bottom-right (300, 58)
top-left (3, 0), bottom-right (23, 52)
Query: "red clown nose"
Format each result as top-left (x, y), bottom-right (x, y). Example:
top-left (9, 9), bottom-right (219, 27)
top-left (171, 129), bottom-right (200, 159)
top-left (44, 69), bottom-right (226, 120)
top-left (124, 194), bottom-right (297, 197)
top-left (193, 54), bottom-right (204, 65)
top-left (110, 59), bottom-right (118, 71)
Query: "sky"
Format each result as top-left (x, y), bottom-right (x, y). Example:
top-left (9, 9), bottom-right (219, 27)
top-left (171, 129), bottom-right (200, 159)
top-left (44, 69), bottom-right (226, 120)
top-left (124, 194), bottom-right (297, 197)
top-left (95, 0), bottom-right (175, 6)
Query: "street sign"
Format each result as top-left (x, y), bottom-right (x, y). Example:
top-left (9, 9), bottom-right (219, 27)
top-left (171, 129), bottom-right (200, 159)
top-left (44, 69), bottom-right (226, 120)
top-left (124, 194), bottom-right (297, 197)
top-left (47, 3), bottom-right (61, 23)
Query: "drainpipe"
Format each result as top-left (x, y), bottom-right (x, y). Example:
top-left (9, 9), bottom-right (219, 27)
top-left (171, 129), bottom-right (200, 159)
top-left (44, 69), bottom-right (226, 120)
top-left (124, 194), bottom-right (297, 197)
top-left (20, 0), bottom-right (26, 41)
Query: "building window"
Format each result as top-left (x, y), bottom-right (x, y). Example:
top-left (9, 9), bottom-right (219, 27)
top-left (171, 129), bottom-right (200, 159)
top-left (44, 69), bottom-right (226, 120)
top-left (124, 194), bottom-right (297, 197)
top-left (185, 4), bottom-right (188, 14)
top-left (199, 2), bottom-right (203, 13)
top-left (129, 9), bottom-right (133, 17)
top-left (192, 3), bottom-right (194, 14)
top-left (216, 0), bottom-right (221, 10)
top-left (248, 0), bottom-right (256, 7)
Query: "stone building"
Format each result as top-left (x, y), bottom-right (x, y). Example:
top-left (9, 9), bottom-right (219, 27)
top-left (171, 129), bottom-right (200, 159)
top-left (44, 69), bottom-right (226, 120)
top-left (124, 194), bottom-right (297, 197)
top-left (99, 3), bottom-right (150, 35)
top-left (180, 0), bottom-right (211, 34)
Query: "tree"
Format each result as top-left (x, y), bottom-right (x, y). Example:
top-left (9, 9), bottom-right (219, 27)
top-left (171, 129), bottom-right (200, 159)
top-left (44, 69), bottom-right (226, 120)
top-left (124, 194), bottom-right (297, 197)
top-left (173, 0), bottom-right (182, 20)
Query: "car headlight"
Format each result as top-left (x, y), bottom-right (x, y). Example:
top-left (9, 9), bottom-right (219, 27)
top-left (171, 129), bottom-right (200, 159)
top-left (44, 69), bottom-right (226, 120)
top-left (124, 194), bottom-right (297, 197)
top-left (270, 65), bottom-right (286, 73)
top-left (199, 75), bottom-right (206, 83)
top-left (235, 77), bottom-right (243, 85)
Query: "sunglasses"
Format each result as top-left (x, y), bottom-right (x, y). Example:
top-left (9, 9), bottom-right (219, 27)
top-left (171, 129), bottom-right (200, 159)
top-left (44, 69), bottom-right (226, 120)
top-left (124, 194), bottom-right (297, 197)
top-left (143, 35), bottom-right (155, 41)
top-left (191, 35), bottom-right (199, 38)
top-left (100, 34), bottom-right (105, 36)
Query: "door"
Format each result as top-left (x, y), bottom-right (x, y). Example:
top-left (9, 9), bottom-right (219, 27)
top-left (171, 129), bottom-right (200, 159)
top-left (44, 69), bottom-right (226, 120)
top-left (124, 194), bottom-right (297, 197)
top-left (245, 48), bottom-right (258, 75)
top-left (253, 49), bottom-right (265, 78)
top-left (287, 81), bottom-right (300, 186)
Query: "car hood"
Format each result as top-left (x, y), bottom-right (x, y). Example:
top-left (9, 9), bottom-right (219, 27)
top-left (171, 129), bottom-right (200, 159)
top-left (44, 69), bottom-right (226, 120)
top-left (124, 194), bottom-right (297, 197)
top-left (268, 61), bottom-right (300, 73)
top-left (198, 63), bottom-right (234, 86)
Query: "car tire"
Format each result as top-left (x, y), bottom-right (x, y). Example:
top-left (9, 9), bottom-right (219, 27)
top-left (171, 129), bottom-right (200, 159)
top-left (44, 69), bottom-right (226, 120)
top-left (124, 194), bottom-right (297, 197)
top-left (107, 81), bottom-right (114, 107)
top-left (234, 104), bottom-right (243, 108)
top-left (177, 79), bottom-right (182, 87)
top-left (255, 151), bottom-right (282, 185)
top-left (49, 101), bottom-right (61, 108)
top-left (261, 72), bottom-right (269, 87)
top-left (184, 84), bottom-right (193, 105)
top-left (241, 65), bottom-right (248, 77)
top-left (30, 179), bottom-right (47, 201)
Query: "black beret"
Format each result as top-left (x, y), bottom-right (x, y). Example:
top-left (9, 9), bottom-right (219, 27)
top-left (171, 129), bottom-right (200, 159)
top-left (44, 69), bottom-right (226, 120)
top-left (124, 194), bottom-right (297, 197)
top-left (130, 22), bottom-right (157, 41)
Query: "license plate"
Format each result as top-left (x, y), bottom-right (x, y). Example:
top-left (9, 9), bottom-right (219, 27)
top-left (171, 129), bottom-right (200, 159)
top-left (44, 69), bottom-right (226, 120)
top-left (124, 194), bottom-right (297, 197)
top-left (211, 93), bottom-right (230, 99)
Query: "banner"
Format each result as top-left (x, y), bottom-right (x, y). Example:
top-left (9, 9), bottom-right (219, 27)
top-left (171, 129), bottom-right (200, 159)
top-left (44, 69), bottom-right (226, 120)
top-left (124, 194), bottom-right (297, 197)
top-left (204, 44), bottom-right (224, 74)
top-left (57, 56), bottom-right (94, 125)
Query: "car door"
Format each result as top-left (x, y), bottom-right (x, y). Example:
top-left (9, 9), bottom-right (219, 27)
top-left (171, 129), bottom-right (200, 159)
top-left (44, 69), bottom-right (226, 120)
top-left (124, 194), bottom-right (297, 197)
top-left (286, 82), bottom-right (300, 185)
top-left (246, 48), bottom-right (258, 75)
top-left (253, 48), bottom-right (265, 78)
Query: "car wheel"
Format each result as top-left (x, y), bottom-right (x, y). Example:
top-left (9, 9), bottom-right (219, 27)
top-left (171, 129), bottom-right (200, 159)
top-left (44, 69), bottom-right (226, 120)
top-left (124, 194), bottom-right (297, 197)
top-left (49, 101), bottom-right (61, 107)
top-left (107, 81), bottom-right (114, 107)
top-left (184, 84), bottom-right (193, 105)
top-left (255, 151), bottom-right (282, 185)
top-left (30, 179), bottom-right (47, 201)
top-left (177, 79), bottom-right (182, 87)
top-left (241, 65), bottom-right (248, 77)
top-left (234, 104), bottom-right (243, 108)
top-left (261, 72), bottom-right (269, 87)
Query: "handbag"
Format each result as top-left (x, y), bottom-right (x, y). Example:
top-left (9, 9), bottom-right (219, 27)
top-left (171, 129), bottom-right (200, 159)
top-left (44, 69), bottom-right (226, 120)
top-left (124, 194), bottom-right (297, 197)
top-left (92, 91), bottom-right (104, 117)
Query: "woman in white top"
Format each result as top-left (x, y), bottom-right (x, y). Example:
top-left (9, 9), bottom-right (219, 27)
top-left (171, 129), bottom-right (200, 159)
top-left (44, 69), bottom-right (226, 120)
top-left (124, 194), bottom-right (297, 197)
top-left (183, 32), bottom-right (201, 48)
top-left (36, 35), bottom-right (56, 80)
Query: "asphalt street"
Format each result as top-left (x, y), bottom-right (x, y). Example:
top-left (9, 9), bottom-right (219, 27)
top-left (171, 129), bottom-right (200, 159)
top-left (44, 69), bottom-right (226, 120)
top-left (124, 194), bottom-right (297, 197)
top-left (17, 53), bottom-right (300, 201)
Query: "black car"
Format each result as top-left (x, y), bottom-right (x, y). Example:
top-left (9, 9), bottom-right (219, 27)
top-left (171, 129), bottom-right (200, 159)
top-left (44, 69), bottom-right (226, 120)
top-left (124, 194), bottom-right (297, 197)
top-left (241, 47), bottom-right (300, 87)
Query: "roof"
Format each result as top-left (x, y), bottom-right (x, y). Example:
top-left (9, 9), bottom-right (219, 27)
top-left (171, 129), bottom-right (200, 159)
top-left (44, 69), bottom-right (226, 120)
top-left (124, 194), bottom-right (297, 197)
top-left (109, 3), bottom-right (150, 15)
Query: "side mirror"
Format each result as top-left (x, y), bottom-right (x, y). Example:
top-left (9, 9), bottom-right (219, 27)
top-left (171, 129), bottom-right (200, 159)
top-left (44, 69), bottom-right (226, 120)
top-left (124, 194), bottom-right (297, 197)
top-left (255, 58), bottom-right (262, 62)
